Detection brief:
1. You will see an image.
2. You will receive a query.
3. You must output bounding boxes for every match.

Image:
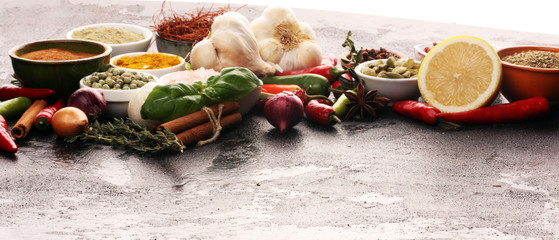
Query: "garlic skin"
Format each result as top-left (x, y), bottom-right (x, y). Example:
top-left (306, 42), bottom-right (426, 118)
top-left (190, 12), bottom-right (277, 76)
top-left (250, 5), bottom-right (323, 71)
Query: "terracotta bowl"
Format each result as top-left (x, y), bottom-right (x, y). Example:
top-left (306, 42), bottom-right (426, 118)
top-left (497, 46), bottom-right (559, 102)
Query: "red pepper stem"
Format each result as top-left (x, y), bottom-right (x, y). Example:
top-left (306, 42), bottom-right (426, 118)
top-left (331, 114), bottom-right (342, 124)
top-left (436, 118), bottom-right (461, 129)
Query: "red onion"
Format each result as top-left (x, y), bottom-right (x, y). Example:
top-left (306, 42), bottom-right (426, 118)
top-left (264, 91), bottom-right (304, 133)
top-left (67, 88), bottom-right (107, 120)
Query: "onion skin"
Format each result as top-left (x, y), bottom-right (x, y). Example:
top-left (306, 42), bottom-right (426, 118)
top-left (264, 91), bottom-right (304, 133)
top-left (67, 88), bottom-right (108, 120)
top-left (51, 107), bottom-right (90, 138)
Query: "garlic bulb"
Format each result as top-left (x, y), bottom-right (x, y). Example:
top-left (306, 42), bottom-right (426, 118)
top-left (190, 12), bottom-right (277, 76)
top-left (250, 5), bottom-right (323, 71)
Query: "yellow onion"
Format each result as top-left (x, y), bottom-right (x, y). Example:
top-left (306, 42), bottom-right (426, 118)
top-left (51, 107), bottom-right (89, 138)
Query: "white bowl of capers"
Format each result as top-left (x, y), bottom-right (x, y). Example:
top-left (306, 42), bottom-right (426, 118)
top-left (79, 68), bottom-right (159, 118)
top-left (355, 57), bottom-right (421, 101)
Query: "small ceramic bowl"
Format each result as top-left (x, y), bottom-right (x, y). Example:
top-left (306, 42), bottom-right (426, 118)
top-left (238, 85), bottom-right (262, 115)
top-left (110, 52), bottom-right (185, 78)
top-left (67, 23), bottom-right (152, 57)
top-left (355, 59), bottom-right (421, 101)
top-left (79, 72), bottom-right (159, 118)
top-left (340, 49), bottom-right (407, 69)
top-left (8, 39), bottom-right (112, 99)
top-left (497, 46), bottom-right (559, 102)
top-left (155, 33), bottom-right (194, 61)
top-left (413, 42), bottom-right (438, 60)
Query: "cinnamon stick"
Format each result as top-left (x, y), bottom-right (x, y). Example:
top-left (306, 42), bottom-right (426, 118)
top-left (156, 101), bottom-right (239, 134)
top-left (176, 112), bottom-right (242, 147)
top-left (11, 99), bottom-right (48, 140)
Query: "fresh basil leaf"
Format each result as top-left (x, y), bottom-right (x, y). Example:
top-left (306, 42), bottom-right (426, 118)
top-left (141, 83), bottom-right (204, 122)
top-left (204, 67), bottom-right (262, 101)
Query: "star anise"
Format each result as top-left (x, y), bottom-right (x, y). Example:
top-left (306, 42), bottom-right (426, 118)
top-left (343, 81), bottom-right (390, 119)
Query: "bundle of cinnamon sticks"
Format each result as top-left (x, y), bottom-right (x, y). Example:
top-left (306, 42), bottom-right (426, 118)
top-left (155, 101), bottom-right (242, 147)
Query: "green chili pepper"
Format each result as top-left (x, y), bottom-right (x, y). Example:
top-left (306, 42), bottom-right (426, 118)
top-left (0, 97), bottom-right (32, 119)
top-left (332, 90), bottom-right (354, 117)
top-left (141, 67), bottom-right (262, 123)
top-left (260, 73), bottom-right (331, 96)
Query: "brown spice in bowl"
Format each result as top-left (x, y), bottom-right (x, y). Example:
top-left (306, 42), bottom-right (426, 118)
top-left (20, 48), bottom-right (96, 61)
top-left (502, 50), bottom-right (559, 69)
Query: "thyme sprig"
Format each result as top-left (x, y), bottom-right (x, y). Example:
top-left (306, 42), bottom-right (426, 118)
top-left (65, 118), bottom-right (184, 153)
top-left (339, 30), bottom-right (363, 90)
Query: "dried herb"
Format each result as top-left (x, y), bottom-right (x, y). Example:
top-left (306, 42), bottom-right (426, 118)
top-left (65, 118), bottom-right (184, 153)
top-left (339, 31), bottom-right (362, 90)
top-left (152, 1), bottom-right (233, 42)
top-left (343, 81), bottom-right (390, 119)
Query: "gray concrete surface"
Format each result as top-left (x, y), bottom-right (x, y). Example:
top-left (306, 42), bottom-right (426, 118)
top-left (1, 1), bottom-right (559, 239)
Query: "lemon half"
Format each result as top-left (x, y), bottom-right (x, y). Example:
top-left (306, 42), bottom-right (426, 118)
top-left (417, 36), bottom-right (501, 113)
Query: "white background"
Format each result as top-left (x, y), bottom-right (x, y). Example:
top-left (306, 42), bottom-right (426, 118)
top-left (160, 0), bottom-right (559, 36)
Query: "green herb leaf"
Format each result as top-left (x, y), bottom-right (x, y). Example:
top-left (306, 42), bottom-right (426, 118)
top-left (140, 83), bottom-right (204, 123)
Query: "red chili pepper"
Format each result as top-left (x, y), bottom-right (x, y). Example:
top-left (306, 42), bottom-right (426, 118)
top-left (261, 84), bottom-right (302, 95)
top-left (0, 84), bottom-right (55, 101)
top-left (321, 53), bottom-right (338, 66)
top-left (0, 115), bottom-right (18, 153)
top-left (33, 99), bottom-right (65, 131)
top-left (292, 89), bottom-right (308, 105)
top-left (313, 98), bottom-right (333, 106)
top-left (436, 97), bottom-right (550, 124)
top-left (305, 99), bottom-right (342, 126)
top-left (392, 101), bottom-right (441, 125)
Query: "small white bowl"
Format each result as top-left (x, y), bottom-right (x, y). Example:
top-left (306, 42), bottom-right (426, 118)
top-left (413, 42), bottom-right (438, 61)
top-left (110, 52), bottom-right (185, 78)
top-left (355, 59), bottom-right (421, 101)
top-left (67, 23), bottom-right (153, 57)
top-left (238, 85), bottom-right (262, 115)
top-left (79, 72), bottom-right (159, 118)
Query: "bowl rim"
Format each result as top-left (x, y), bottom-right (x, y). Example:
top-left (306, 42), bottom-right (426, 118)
top-left (66, 22), bottom-right (153, 47)
top-left (79, 71), bottom-right (160, 102)
top-left (498, 45), bottom-right (559, 73)
top-left (154, 32), bottom-right (195, 44)
top-left (110, 51), bottom-right (185, 71)
top-left (8, 38), bottom-right (112, 64)
top-left (355, 59), bottom-right (419, 82)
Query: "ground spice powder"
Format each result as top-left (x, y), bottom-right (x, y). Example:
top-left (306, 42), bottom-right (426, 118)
top-left (114, 53), bottom-right (181, 69)
top-left (20, 48), bottom-right (96, 61)
top-left (502, 50), bottom-right (559, 69)
top-left (72, 26), bottom-right (145, 44)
